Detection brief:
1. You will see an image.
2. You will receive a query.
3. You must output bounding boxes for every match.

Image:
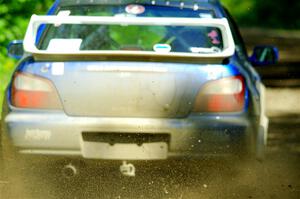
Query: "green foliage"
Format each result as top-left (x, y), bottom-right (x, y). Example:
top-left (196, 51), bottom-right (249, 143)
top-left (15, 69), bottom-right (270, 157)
top-left (0, 0), bottom-right (52, 113)
top-left (222, 0), bottom-right (300, 29)
top-left (0, 0), bottom-right (53, 57)
top-left (0, 58), bottom-right (14, 114)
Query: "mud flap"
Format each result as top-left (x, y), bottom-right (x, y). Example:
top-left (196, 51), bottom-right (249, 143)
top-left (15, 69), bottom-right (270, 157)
top-left (256, 83), bottom-right (269, 160)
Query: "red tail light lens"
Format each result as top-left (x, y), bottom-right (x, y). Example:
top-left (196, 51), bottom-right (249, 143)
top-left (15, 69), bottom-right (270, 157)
top-left (193, 75), bottom-right (245, 113)
top-left (11, 73), bottom-right (61, 109)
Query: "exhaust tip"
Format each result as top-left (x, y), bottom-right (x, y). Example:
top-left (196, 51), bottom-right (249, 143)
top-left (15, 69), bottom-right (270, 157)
top-left (62, 163), bottom-right (77, 178)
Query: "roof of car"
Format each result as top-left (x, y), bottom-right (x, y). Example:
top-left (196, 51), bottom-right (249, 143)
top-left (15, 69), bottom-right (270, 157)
top-left (58, 0), bottom-right (220, 8)
top-left (54, 0), bottom-right (223, 18)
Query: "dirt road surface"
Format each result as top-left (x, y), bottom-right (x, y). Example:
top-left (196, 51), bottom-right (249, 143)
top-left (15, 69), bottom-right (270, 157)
top-left (0, 88), bottom-right (299, 199)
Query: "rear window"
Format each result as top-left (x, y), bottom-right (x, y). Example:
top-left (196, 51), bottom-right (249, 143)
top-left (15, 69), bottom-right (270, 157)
top-left (38, 5), bottom-right (223, 54)
top-left (39, 24), bottom-right (223, 53)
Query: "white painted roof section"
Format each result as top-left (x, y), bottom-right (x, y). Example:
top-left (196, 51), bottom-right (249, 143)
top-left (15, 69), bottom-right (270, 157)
top-left (23, 15), bottom-right (235, 59)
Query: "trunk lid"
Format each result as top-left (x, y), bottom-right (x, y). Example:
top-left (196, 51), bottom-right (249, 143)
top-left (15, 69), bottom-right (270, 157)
top-left (50, 61), bottom-right (211, 118)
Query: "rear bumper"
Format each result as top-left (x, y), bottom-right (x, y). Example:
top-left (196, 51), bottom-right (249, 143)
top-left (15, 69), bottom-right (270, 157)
top-left (4, 110), bottom-right (256, 160)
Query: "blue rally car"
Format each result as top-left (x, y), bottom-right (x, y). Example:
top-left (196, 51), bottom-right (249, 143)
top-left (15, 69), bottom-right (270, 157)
top-left (1, 0), bottom-right (278, 177)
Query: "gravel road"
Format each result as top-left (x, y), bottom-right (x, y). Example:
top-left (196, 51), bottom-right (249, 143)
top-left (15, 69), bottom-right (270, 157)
top-left (0, 88), bottom-right (299, 199)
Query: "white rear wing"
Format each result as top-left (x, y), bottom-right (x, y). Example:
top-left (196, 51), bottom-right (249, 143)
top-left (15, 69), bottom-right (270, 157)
top-left (23, 15), bottom-right (236, 62)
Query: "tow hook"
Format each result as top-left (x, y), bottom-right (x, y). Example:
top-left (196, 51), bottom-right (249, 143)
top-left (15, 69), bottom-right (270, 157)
top-left (120, 161), bottom-right (135, 177)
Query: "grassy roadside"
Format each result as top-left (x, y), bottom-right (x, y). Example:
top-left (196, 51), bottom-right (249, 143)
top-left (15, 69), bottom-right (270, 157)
top-left (0, 58), bottom-right (15, 118)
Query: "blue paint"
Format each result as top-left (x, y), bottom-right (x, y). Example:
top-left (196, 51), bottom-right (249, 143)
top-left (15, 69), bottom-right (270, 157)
top-left (35, 0), bottom-right (60, 44)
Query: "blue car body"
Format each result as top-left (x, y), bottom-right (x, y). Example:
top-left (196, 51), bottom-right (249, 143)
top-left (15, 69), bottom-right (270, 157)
top-left (1, 0), bottom-right (268, 163)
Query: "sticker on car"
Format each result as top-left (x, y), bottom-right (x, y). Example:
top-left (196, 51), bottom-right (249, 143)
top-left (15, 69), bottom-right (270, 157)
top-left (153, 44), bottom-right (171, 53)
top-left (125, 4), bottom-right (145, 15)
top-left (52, 62), bottom-right (65, 76)
top-left (25, 129), bottom-right (51, 141)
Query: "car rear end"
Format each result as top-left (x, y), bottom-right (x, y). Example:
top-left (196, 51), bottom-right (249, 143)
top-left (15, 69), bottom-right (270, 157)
top-left (2, 0), bottom-right (259, 162)
top-left (6, 61), bottom-right (253, 158)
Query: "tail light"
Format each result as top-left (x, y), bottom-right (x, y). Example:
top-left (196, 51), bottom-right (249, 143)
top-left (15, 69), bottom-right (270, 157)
top-left (11, 72), bottom-right (61, 109)
top-left (193, 75), bottom-right (245, 113)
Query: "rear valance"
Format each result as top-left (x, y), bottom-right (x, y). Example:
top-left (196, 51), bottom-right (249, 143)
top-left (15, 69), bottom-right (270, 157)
top-left (23, 15), bottom-right (235, 63)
